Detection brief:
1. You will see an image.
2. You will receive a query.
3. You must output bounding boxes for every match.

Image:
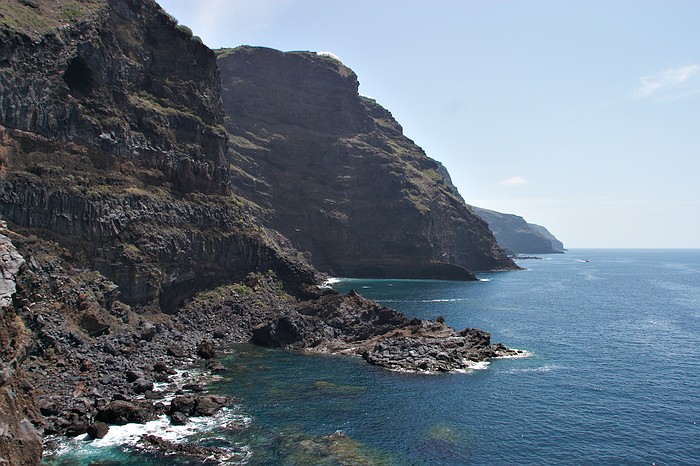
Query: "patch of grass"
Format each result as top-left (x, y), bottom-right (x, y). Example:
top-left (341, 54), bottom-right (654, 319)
top-left (0, 1), bottom-right (105, 38)
top-left (214, 47), bottom-right (237, 58)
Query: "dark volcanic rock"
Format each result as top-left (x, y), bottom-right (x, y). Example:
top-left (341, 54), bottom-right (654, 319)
top-left (364, 328), bottom-right (506, 372)
top-left (80, 312), bottom-right (110, 336)
top-left (196, 340), bottom-right (216, 359)
top-left (169, 394), bottom-right (230, 417)
top-left (252, 289), bottom-right (524, 372)
top-left (0, 2), bottom-right (524, 462)
top-left (96, 400), bottom-right (156, 425)
top-left (132, 377), bottom-right (154, 394)
top-left (219, 46), bottom-right (515, 279)
top-left (87, 421), bottom-right (110, 439)
top-left (170, 411), bottom-right (189, 426)
top-left (167, 343), bottom-right (185, 358)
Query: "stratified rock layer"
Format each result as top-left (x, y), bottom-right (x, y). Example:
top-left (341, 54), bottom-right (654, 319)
top-left (219, 46), bottom-right (516, 279)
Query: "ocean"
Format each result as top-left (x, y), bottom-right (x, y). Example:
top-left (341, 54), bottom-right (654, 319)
top-left (44, 249), bottom-right (700, 465)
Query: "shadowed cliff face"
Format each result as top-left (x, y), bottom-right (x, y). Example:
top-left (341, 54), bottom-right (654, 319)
top-left (219, 46), bottom-right (515, 279)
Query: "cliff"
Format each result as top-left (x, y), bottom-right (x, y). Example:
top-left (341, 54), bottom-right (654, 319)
top-left (0, 2), bottom-right (315, 462)
top-left (472, 206), bottom-right (565, 254)
top-left (0, 2), bottom-right (521, 462)
top-left (0, 1), bottom-right (316, 309)
top-left (218, 46), bottom-right (516, 279)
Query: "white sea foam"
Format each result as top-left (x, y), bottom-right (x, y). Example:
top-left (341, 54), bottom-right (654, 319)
top-left (479, 278), bottom-right (491, 282)
top-left (504, 364), bottom-right (563, 374)
top-left (378, 298), bottom-right (468, 304)
top-left (494, 349), bottom-right (533, 359)
top-left (468, 360), bottom-right (491, 370)
top-left (319, 277), bottom-right (342, 288)
top-left (46, 408), bottom-right (251, 460)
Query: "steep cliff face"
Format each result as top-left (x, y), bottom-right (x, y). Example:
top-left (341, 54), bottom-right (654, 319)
top-left (0, 2), bottom-right (316, 310)
top-left (1, 0), bottom-right (227, 194)
top-left (472, 206), bottom-right (565, 254)
top-left (219, 46), bottom-right (515, 279)
top-left (0, 3), bottom-right (318, 460)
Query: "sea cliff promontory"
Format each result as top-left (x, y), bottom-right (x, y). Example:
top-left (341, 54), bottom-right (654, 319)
top-left (1, 0), bottom-right (520, 462)
top-left (218, 46), bottom-right (516, 279)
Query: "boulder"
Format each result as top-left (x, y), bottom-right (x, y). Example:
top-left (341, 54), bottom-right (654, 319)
top-left (86, 421), bottom-right (110, 439)
top-left (170, 411), bottom-right (189, 426)
top-left (205, 360), bottom-right (226, 373)
top-left (80, 312), bottom-right (110, 337)
top-left (96, 400), bottom-right (156, 425)
top-left (132, 378), bottom-right (154, 394)
top-left (167, 344), bottom-right (185, 358)
top-left (196, 340), bottom-right (216, 359)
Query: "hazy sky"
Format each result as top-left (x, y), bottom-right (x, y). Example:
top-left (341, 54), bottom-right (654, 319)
top-left (159, 0), bottom-right (700, 248)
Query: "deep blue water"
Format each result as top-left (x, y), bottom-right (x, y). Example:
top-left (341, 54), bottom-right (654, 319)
top-left (45, 250), bottom-right (700, 465)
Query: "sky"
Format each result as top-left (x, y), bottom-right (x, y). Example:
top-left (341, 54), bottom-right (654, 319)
top-left (158, 0), bottom-right (700, 248)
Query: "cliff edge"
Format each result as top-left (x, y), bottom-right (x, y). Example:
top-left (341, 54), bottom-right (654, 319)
top-left (219, 46), bottom-right (516, 280)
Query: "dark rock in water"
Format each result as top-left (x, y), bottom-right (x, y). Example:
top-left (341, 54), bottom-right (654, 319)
top-left (182, 383), bottom-right (204, 393)
top-left (170, 411), bottom-right (189, 426)
top-left (196, 340), bottom-right (216, 359)
top-left (205, 360), bottom-right (227, 373)
top-left (87, 421), bottom-right (110, 439)
top-left (169, 394), bottom-right (230, 417)
top-left (253, 289), bottom-right (522, 372)
top-left (169, 395), bottom-right (198, 417)
top-left (195, 395), bottom-right (230, 416)
top-left (65, 420), bottom-right (89, 437)
top-left (138, 434), bottom-right (231, 463)
top-left (96, 400), bottom-right (156, 425)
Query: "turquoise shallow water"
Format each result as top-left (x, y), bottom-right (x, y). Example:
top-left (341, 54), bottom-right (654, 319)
top-left (45, 250), bottom-right (700, 465)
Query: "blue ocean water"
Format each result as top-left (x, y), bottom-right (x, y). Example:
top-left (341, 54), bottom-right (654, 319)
top-left (45, 250), bottom-right (700, 465)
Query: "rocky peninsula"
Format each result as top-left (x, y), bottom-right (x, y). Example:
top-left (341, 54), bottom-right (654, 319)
top-left (1, 0), bottom-right (523, 463)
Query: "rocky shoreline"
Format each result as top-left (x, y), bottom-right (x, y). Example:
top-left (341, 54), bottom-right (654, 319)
top-left (1, 224), bottom-right (523, 463)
